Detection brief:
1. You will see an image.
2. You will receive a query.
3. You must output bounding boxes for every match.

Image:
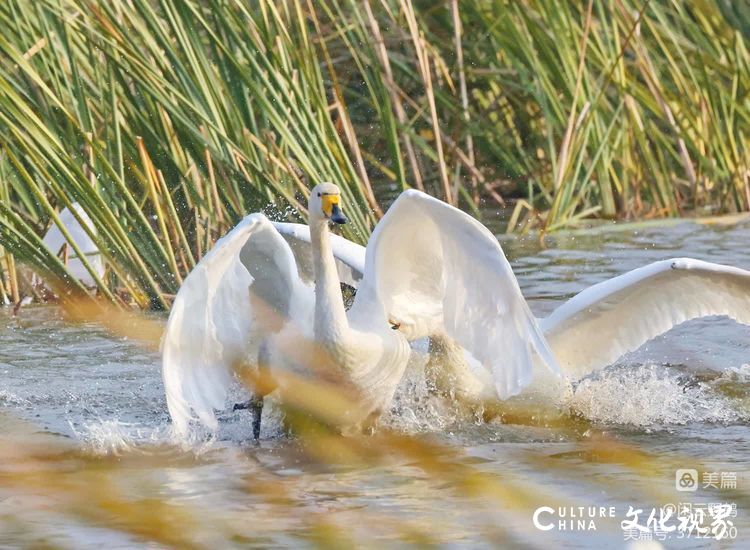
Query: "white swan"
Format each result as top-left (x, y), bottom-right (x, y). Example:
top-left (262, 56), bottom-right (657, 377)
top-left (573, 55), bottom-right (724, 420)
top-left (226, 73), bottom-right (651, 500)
top-left (424, 257), bottom-right (750, 401)
top-left (188, 215), bottom-right (750, 405)
top-left (161, 184), bottom-right (560, 436)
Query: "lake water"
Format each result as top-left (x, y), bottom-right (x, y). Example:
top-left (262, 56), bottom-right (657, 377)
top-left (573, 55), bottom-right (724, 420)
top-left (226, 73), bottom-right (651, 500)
top-left (1, 219), bottom-right (750, 548)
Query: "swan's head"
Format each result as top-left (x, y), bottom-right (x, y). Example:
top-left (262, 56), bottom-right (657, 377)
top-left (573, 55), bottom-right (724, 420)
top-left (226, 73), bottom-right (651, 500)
top-left (309, 182), bottom-right (347, 225)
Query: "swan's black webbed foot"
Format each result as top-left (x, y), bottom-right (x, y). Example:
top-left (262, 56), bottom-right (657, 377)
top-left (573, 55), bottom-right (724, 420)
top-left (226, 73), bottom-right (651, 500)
top-left (233, 395), bottom-right (264, 439)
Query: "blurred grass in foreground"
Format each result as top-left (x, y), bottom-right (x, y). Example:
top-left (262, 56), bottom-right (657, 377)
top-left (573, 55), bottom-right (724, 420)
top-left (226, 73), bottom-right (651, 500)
top-left (1, 0), bottom-right (750, 308)
top-left (2, 297), bottom-right (746, 546)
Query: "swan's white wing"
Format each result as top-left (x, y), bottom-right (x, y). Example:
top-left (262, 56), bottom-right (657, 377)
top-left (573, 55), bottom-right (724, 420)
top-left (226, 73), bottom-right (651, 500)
top-left (272, 222), bottom-right (365, 287)
top-left (540, 258), bottom-right (750, 379)
top-left (162, 214), bottom-right (309, 434)
top-left (42, 203), bottom-right (104, 287)
top-left (351, 189), bottom-right (561, 399)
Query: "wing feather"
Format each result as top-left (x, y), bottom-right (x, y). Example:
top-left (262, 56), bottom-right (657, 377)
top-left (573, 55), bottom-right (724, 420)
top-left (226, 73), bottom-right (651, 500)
top-left (540, 258), bottom-right (750, 379)
top-left (161, 214), bottom-right (306, 434)
top-left (351, 190), bottom-right (561, 399)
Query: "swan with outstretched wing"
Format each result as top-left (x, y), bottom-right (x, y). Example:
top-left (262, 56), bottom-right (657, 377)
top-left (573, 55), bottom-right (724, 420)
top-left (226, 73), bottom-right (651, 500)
top-left (427, 257), bottom-right (750, 401)
top-left (162, 185), bottom-right (559, 437)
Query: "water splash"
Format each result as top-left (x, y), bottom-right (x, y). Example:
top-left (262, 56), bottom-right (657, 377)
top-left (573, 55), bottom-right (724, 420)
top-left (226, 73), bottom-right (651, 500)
top-left (717, 363), bottom-right (750, 382)
top-left (384, 350), bottom-right (750, 433)
top-left (0, 390), bottom-right (29, 406)
top-left (562, 364), bottom-right (746, 428)
top-left (71, 419), bottom-right (175, 455)
top-left (385, 351), bottom-right (481, 434)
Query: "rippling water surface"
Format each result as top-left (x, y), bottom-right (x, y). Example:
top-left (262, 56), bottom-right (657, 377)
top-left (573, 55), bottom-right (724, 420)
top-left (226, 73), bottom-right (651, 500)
top-left (2, 219), bottom-right (750, 547)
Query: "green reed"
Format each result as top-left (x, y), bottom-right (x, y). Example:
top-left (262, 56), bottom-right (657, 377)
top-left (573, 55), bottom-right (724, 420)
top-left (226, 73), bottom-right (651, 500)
top-left (0, 0), bottom-right (748, 307)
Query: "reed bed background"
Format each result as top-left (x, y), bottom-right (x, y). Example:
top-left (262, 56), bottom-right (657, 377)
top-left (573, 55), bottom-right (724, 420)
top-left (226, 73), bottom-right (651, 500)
top-left (1, 0), bottom-right (749, 308)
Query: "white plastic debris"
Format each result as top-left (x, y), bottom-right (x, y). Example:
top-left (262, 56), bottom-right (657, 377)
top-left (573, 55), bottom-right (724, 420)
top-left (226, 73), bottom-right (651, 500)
top-left (42, 203), bottom-right (104, 287)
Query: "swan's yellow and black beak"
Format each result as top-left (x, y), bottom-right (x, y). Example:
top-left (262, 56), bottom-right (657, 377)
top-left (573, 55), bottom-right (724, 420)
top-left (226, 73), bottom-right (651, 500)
top-left (322, 194), bottom-right (347, 225)
top-left (330, 203), bottom-right (347, 224)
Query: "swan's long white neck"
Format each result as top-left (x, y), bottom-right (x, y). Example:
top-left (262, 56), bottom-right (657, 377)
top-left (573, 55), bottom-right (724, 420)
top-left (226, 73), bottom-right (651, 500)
top-left (310, 218), bottom-right (349, 346)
